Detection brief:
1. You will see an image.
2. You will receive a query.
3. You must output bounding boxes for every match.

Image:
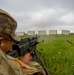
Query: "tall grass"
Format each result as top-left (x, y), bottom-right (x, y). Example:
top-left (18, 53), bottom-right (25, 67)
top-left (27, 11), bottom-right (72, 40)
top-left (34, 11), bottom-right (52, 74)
top-left (37, 35), bottom-right (74, 75)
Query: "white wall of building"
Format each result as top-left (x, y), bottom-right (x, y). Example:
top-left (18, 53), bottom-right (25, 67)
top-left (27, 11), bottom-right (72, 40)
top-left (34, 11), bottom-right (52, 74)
top-left (27, 31), bottom-right (35, 35)
top-left (38, 30), bottom-right (46, 35)
top-left (49, 30), bottom-right (57, 35)
top-left (16, 32), bottom-right (25, 36)
top-left (62, 30), bottom-right (70, 35)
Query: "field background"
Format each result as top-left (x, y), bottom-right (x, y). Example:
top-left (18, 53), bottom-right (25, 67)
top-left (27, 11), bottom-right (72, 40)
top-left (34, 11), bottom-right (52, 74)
top-left (21, 35), bottom-right (74, 75)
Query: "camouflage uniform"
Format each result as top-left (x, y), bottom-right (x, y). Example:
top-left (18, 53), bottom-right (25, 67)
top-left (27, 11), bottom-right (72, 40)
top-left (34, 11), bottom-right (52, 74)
top-left (22, 61), bottom-right (46, 75)
top-left (7, 55), bottom-right (24, 75)
top-left (0, 9), bottom-right (23, 75)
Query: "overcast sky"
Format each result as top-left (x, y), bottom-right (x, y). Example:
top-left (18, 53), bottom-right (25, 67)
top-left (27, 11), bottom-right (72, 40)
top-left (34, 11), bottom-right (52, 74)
top-left (0, 0), bottom-right (74, 34)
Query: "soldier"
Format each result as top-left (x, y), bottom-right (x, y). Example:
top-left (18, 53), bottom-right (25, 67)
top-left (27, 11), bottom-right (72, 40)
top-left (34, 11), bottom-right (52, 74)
top-left (0, 9), bottom-right (46, 75)
top-left (0, 9), bottom-right (23, 75)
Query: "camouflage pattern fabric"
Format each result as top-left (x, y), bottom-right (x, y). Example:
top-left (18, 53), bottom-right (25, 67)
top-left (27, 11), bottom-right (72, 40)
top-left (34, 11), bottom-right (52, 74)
top-left (22, 61), bottom-right (46, 75)
top-left (0, 9), bottom-right (20, 42)
top-left (7, 55), bottom-right (24, 75)
top-left (0, 50), bottom-right (17, 75)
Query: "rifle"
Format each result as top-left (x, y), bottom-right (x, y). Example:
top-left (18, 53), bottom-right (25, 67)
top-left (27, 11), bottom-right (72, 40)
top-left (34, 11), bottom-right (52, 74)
top-left (6, 35), bottom-right (50, 75)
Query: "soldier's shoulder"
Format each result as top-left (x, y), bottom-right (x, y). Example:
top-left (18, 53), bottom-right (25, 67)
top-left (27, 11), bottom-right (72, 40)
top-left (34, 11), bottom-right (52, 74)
top-left (6, 55), bottom-right (24, 75)
top-left (6, 55), bottom-right (21, 67)
top-left (6, 55), bottom-right (15, 60)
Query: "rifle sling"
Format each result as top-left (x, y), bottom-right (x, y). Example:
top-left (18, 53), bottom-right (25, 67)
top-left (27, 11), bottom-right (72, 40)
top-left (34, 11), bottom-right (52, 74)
top-left (15, 58), bottom-right (34, 70)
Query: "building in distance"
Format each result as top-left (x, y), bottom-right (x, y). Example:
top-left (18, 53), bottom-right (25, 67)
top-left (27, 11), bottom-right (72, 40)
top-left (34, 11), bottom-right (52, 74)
top-left (38, 30), bottom-right (46, 35)
top-left (49, 30), bottom-right (57, 35)
top-left (27, 31), bottom-right (35, 35)
top-left (62, 30), bottom-right (70, 35)
top-left (16, 32), bottom-right (25, 36)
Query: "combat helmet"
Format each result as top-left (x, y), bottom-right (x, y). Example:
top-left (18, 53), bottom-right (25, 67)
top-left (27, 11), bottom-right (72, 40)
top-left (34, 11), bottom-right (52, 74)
top-left (0, 9), bottom-right (20, 42)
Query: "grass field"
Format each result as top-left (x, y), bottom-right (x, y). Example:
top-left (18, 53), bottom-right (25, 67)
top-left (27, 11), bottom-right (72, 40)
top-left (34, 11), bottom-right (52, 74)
top-left (21, 35), bottom-right (74, 75)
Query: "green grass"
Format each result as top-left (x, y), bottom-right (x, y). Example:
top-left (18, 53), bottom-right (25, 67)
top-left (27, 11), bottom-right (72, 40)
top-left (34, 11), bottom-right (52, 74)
top-left (37, 35), bottom-right (74, 75)
top-left (21, 34), bottom-right (74, 75)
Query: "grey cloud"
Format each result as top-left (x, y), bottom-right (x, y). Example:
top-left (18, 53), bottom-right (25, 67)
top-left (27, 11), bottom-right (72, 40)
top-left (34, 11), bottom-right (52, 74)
top-left (0, 0), bottom-right (74, 32)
